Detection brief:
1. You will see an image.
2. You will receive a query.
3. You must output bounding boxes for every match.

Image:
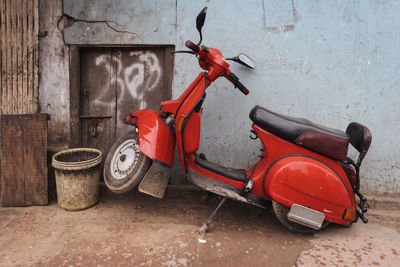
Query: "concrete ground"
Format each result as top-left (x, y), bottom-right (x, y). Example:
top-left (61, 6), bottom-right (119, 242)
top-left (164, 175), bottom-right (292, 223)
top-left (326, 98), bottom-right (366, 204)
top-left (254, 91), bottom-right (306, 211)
top-left (1, 185), bottom-right (399, 267)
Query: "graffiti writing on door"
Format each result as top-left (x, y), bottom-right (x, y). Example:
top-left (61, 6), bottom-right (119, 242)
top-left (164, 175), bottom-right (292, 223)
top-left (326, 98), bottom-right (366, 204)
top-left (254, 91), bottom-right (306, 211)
top-left (93, 50), bottom-right (163, 122)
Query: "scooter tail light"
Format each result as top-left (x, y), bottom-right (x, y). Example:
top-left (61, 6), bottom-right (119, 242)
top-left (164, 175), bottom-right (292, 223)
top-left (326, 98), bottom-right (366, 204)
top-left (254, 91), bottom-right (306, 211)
top-left (343, 208), bottom-right (357, 221)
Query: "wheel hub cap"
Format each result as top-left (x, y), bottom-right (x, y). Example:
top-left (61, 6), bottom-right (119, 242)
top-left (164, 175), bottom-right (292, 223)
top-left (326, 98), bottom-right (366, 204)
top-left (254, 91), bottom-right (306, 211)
top-left (110, 139), bottom-right (139, 179)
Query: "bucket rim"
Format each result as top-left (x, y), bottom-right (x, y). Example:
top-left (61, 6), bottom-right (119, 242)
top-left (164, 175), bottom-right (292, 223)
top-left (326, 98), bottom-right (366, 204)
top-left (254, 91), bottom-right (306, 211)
top-left (52, 147), bottom-right (103, 171)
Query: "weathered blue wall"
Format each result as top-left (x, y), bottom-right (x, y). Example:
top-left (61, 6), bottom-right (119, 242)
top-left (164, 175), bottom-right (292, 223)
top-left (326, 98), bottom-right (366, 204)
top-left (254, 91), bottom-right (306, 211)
top-left (63, 0), bottom-right (176, 44)
top-left (60, 0), bottom-right (400, 195)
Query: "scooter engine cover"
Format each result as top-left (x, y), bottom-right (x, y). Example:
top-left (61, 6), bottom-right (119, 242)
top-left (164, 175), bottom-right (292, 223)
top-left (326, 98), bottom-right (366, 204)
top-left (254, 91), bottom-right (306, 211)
top-left (265, 155), bottom-right (354, 224)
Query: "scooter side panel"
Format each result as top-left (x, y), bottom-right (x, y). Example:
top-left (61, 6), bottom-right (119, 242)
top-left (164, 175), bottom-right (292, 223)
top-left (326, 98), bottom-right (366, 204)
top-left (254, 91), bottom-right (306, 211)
top-left (128, 109), bottom-right (175, 166)
top-left (265, 155), bottom-right (354, 224)
top-left (250, 125), bottom-right (354, 197)
top-left (183, 111), bottom-right (201, 153)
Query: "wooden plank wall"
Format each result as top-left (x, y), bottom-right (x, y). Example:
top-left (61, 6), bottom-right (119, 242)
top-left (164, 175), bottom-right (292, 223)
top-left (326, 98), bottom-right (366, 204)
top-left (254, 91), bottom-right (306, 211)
top-left (0, 114), bottom-right (48, 206)
top-left (0, 0), bottom-right (39, 116)
top-left (0, 0), bottom-right (43, 206)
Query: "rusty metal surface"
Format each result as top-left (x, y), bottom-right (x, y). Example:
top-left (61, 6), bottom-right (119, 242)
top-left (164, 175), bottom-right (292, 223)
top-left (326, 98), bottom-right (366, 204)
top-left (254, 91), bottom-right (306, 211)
top-left (0, 0), bottom-right (39, 115)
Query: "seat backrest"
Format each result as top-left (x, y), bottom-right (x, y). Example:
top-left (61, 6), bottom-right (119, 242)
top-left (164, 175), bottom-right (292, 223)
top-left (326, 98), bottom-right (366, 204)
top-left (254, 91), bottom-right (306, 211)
top-left (346, 122), bottom-right (372, 160)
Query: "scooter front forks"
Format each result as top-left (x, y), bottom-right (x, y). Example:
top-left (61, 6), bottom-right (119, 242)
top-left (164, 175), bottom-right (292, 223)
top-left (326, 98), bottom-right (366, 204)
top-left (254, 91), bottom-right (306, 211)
top-left (198, 197), bottom-right (227, 235)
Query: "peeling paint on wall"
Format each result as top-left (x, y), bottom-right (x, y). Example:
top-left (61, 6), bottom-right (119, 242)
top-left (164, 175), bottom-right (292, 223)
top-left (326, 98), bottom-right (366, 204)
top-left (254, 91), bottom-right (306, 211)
top-left (174, 0), bottom-right (400, 195)
top-left (40, 0), bottom-right (400, 194)
top-left (262, 0), bottom-right (297, 31)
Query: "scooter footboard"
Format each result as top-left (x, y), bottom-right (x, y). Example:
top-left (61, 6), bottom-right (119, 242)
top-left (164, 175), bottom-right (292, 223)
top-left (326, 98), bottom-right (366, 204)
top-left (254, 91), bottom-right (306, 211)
top-left (125, 110), bottom-right (175, 166)
top-left (264, 155), bottom-right (356, 225)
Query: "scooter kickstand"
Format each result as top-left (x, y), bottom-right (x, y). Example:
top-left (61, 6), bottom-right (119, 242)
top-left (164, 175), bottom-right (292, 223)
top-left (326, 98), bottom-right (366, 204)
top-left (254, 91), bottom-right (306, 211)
top-left (198, 197), bottom-right (227, 235)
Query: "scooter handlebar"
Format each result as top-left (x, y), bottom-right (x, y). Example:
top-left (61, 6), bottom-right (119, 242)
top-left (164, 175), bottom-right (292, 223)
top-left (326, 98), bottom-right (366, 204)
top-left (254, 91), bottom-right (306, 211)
top-left (185, 40), bottom-right (200, 53)
top-left (226, 73), bottom-right (249, 95)
top-left (184, 40), bottom-right (249, 95)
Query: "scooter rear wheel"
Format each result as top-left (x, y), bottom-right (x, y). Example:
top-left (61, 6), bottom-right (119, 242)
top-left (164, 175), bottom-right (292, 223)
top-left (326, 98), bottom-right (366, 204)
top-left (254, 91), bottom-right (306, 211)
top-left (272, 201), bottom-right (330, 234)
top-left (104, 131), bottom-right (151, 194)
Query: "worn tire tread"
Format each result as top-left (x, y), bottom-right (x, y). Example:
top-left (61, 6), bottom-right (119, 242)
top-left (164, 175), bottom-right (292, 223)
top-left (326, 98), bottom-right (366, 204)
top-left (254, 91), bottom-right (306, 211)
top-left (104, 131), bottom-right (151, 194)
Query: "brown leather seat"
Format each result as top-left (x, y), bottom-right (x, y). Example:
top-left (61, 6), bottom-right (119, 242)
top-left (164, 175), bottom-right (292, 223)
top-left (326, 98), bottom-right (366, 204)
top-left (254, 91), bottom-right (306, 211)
top-left (249, 105), bottom-right (349, 160)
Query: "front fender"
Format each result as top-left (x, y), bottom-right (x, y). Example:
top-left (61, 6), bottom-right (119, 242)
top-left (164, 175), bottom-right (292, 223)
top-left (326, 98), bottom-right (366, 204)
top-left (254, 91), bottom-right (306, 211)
top-left (125, 110), bottom-right (175, 166)
top-left (264, 155), bottom-right (355, 224)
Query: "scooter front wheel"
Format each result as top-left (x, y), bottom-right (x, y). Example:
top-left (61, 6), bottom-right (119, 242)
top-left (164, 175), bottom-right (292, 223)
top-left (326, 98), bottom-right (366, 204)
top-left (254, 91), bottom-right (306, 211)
top-left (272, 201), bottom-right (330, 234)
top-left (104, 131), bottom-right (151, 194)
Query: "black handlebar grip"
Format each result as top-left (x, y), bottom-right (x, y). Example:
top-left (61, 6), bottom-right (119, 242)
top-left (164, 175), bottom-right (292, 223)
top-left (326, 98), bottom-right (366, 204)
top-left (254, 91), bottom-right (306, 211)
top-left (228, 73), bottom-right (249, 95)
top-left (235, 80), bottom-right (249, 95)
top-left (185, 40), bottom-right (200, 53)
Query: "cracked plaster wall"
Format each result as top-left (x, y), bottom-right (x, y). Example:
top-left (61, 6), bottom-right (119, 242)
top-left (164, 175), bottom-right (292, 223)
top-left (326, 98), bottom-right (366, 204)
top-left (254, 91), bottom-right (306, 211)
top-left (39, 0), bottom-right (70, 150)
top-left (62, 0), bottom-right (176, 45)
top-left (42, 0), bottom-right (400, 194)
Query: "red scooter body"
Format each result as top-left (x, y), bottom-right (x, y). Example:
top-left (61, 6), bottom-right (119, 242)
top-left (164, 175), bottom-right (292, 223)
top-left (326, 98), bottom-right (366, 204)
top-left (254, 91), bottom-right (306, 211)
top-left (120, 7), bottom-right (371, 232)
top-left (125, 109), bottom-right (175, 166)
top-left (254, 125), bottom-right (355, 225)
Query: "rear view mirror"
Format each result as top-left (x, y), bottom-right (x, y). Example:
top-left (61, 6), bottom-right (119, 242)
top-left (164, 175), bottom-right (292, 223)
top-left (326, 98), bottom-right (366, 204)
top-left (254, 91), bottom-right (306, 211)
top-left (196, 7), bottom-right (207, 33)
top-left (238, 53), bottom-right (255, 69)
top-left (226, 54), bottom-right (255, 69)
top-left (196, 7), bottom-right (208, 45)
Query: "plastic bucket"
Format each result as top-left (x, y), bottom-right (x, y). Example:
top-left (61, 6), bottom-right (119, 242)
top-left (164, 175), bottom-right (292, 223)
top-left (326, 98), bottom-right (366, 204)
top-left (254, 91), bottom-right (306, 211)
top-left (52, 148), bottom-right (102, 211)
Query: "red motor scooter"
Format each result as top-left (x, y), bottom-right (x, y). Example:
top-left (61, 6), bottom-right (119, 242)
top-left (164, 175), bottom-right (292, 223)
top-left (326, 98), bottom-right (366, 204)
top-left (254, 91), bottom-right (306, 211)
top-left (104, 7), bottom-right (372, 233)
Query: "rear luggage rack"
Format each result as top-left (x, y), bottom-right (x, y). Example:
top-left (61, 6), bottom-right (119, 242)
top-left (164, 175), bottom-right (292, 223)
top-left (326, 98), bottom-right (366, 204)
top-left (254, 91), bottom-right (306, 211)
top-left (345, 122), bottom-right (372, 224)
top-left (345, 157), bottom-right (368, 223)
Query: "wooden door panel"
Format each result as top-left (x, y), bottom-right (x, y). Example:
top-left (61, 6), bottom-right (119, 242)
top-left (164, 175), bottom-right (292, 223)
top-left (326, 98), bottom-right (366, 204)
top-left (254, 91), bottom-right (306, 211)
top-left (115, 48), bottom-right (166, 137)
top-left (80, 48), bottom-right (115, 155)
top-left (79, 47), bottom-right (173, 162)
top-left (114, 48), bottom-right (145, 137)
top-left (23, 115), bottom-right (48, 206)
top-left (142, 48), bottom-right (167, 109)
top-left (0, 117), bottom-right (25, 206)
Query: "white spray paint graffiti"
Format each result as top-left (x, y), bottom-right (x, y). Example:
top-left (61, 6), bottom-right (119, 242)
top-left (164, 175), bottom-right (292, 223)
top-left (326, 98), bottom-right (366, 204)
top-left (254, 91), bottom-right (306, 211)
top-left (94, 50), bottom-right (162, 109)
top-left (92, 50), bottom-right (162, 129)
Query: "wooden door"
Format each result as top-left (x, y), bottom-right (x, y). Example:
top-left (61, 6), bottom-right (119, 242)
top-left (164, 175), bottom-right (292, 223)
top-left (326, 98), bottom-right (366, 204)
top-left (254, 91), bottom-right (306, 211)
top-left (79, 47), bottom-right (173, 157)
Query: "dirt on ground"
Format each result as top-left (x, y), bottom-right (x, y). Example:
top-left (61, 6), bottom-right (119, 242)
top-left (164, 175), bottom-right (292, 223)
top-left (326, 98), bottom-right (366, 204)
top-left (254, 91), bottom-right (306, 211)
top-left (1, 185), bottom-right (399, 266)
